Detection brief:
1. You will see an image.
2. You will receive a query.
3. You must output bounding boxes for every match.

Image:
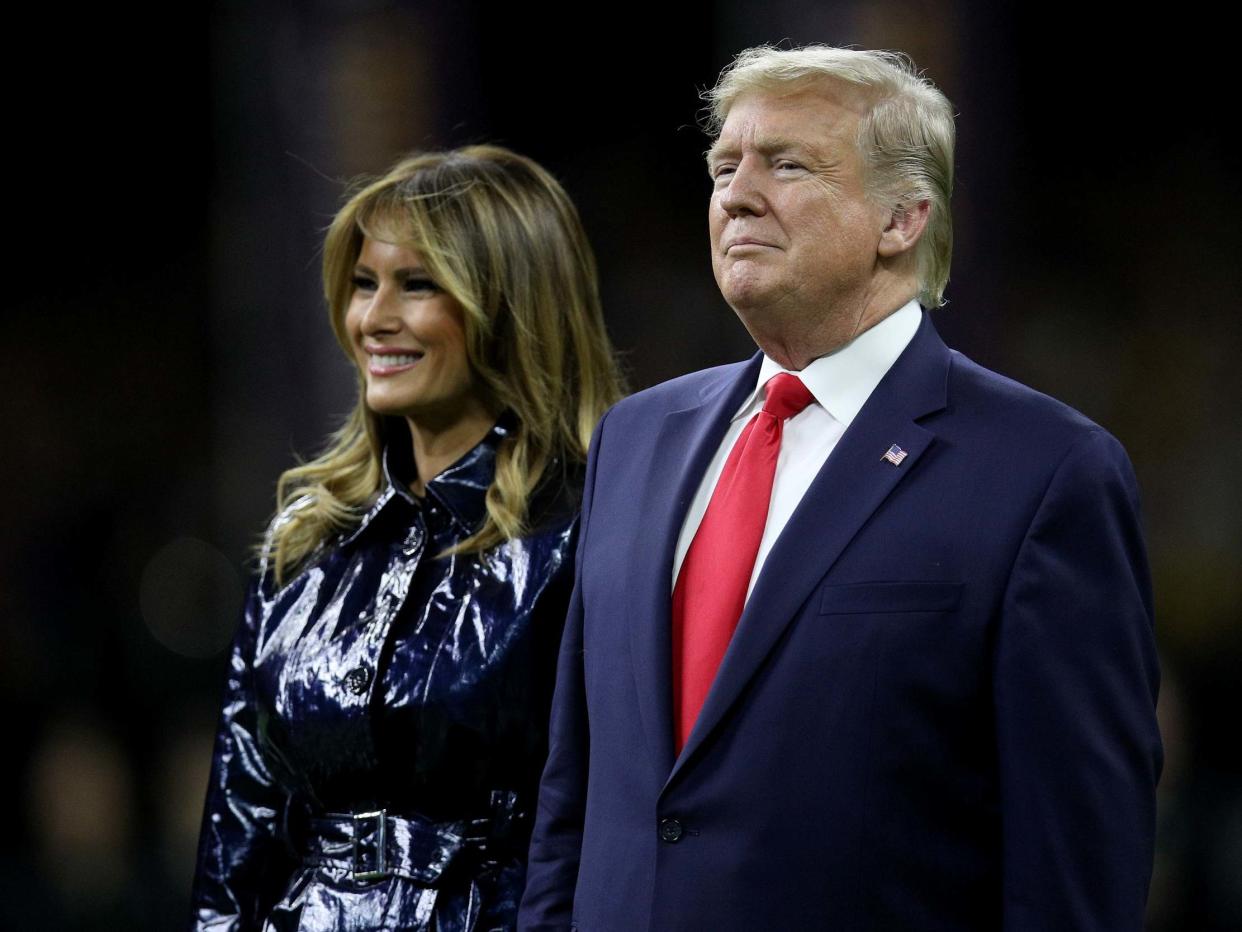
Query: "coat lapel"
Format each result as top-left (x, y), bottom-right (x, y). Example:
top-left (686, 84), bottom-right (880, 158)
top-left (629, 355), bottom-right (764, 782)
top-left (666, 313), bottom-right (952, 787)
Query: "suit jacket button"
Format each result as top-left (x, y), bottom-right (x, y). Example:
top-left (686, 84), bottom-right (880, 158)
top-left (659, 818), bottom-right (683, 843)
top-left (344, 666), bottom-right (372, 695)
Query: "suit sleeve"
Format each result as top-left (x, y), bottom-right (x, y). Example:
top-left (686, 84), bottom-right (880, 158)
top-left (190, 577), bottom-right (295, 931)
top-left (519, 409), bottom-right (609, 931)
top-left (995, 427), bottom-right (1162, 931)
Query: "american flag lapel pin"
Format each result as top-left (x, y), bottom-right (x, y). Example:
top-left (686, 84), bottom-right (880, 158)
top-left (882, 444), bottom-right (908, 466)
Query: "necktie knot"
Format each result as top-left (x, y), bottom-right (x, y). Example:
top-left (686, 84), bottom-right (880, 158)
top-left (761, 373), bottom-right (815, 422)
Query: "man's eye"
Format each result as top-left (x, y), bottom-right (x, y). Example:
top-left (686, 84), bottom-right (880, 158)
top-left (775, 160), bottom-right (803, 172)
top-left (712, 166), bottom-right (736, 181)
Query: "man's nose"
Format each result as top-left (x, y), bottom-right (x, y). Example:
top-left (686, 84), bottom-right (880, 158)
top-left (718, 160), bottom-right (767, 216)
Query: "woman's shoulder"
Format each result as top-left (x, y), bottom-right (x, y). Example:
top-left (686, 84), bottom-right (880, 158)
top-left (524, 458), bottom-right (586, 537)
top-left (253, 493), bottom-right (342, 595)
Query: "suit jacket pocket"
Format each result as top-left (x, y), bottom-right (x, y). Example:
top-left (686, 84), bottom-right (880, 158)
top-left (818, 581), bottom-right (963, 615)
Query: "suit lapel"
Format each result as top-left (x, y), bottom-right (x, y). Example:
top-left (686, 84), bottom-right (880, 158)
top-left (629, 354), bottom-right (764, 781)
top-left (666, 313), bottom-right (952, 787)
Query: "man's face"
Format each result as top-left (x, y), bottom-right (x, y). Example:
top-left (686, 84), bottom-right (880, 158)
top-left (708, 83), bottom-right (890, 336)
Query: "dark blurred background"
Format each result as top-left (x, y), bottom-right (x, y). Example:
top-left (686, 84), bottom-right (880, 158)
top-left (3, 1), bottom-right (1238, 928)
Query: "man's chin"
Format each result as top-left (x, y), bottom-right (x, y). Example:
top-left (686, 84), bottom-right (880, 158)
top-left (721, 283), bottom-right (781, 321)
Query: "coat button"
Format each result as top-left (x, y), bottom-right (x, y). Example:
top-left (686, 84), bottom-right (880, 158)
top-left (344, 666), bottom-right (372, 695)
top-left (402, 527), bottom-right (424, 557)
top-left (659, 818), bottom-right (683, 843)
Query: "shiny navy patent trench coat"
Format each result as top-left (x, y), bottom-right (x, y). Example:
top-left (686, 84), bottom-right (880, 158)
top-left (191, 419), bottom-right (579, 932)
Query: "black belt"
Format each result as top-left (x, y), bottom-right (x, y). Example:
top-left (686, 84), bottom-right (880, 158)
top-left (301, 792), bottom-right (528, 884)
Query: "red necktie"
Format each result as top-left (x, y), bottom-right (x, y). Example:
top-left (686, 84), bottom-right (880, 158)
top-left (671, 372), bottom-right (816, 752)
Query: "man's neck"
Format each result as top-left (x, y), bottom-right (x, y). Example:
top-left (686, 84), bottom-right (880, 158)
top-left (745, 282), bottom-right (919, 371)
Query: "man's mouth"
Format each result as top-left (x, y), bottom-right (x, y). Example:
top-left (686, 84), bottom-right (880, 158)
top-left (727, 238), bottom-right (775, 252)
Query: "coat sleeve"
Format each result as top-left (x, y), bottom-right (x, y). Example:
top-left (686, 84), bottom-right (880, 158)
top-left (995, 427), bottom-right (1162, 931)
top-left (190, 576), bottom-right (295, 931)
top-left (518, 409), bottom-right (609, 931)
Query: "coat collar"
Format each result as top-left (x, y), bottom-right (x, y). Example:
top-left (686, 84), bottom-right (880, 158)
top-left (735, 299), bottom-right (923, 427)
top-left (340, 415), bottom-right (511, 547)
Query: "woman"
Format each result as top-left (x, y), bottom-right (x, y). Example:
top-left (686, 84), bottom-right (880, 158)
top-left (191, 145), bottom-right (623, 931)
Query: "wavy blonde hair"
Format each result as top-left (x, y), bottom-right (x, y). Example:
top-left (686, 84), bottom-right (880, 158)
top-left (267, 145), bottom-right (624, 583)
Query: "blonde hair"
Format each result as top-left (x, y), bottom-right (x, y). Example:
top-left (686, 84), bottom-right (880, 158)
top-left (704, 45), bottom-right (955, 308)
top-left (268, 145), bottom-right (624, 583)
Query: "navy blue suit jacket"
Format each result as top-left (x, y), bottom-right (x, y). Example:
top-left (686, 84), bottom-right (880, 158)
top-left (520, 313), bottom-right (1161, 931)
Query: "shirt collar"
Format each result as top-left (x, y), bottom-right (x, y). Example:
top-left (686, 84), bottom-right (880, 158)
top-left (341, 415), bottom-right (510, 546)
top-left (732, 299), bottom-right (922, 426)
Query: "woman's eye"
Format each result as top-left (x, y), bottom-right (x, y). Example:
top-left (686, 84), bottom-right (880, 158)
top-left (403, 277), bottom-right (440, 294)
top-left (351, 275), bottom-right (376, 291)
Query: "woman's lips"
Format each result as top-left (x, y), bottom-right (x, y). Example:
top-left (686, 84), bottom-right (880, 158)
top-left (367, 351), bottom-right (423, 374)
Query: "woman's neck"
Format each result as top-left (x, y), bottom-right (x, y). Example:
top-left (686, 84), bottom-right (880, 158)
top-left (404, 403), bottom-right (497, 496)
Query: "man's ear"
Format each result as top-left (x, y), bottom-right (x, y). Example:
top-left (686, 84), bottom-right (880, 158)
top-left (878, 199), bottom-right (930, 258)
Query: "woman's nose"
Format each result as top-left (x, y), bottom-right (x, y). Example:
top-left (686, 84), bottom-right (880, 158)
top-left (359, 286), bottom-right (401, 334)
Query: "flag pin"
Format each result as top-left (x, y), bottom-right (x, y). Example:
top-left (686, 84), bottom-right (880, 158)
top-left (882, 444), bottom-right (908, 466)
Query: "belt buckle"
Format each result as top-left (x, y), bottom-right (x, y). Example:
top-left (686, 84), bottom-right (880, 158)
top-left (351, 809), bottom-right (389, 882)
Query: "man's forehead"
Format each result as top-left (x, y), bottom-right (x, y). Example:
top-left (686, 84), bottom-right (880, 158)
top-left (710, 82), bottom-right (867, 155)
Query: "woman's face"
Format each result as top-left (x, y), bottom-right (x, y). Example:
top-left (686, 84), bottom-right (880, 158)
top-left (345, 236), bottom-right (485, 430)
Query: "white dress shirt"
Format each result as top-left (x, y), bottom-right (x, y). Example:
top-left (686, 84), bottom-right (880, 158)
top-left (672, 299), bottom-right (922, 599)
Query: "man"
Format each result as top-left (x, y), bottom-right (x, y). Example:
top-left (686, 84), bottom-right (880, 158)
top-left (520, 45), bottom-right (1160, 931)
